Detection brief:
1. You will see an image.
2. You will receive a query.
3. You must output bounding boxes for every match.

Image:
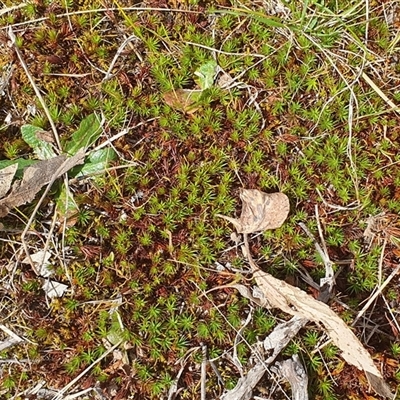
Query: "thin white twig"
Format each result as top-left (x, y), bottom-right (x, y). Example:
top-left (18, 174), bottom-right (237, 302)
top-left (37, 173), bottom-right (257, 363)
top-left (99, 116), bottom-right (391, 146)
top-left (0, 323), bottom-right (26, 351)
top-left (315, 205), bottom-right (334, 289)
top-left (352, 264), bottom-right (400, 326)
top-left (0, 3), bottom-right (28, 16)
top-left (381, 294), bottom-right (400, 337)
top-left (184, 41), bottom-right (267, 58)
top-left (93, 118), bottom-right (158, 152)
top-left (51, 340), bottom-right (122, 400)
top-left (316, 187), bottom-right (361, 211)
top-left (42, 72), bottom-right (91, 77)
top-left (299, 222), bottom-right (330, 271)
top-left (103, 34), bottom-right (142, 81)
top-left (200, 344), bottom-right (207, 400)
top-left (378, 238), bottom-right (387, 287)
top-left (8, 27), bottom-right (61, 151)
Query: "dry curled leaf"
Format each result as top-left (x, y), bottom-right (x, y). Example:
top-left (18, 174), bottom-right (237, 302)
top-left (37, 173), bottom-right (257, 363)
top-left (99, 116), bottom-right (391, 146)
top-left (217, 189), bottom-right (290, 233)
top-left (0, 150), bottom-right (85, 217)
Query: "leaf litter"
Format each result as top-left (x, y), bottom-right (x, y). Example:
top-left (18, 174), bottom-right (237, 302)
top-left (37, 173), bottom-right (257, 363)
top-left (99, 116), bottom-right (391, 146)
top-left (0, 150), bottom-right (85, 218)
top-left (0, 163), bottom-right (17, 198)
top-left (218, 188), bottom-right (394, 399)
top-left (22, 250), bottom-right (52, 277)
top-left (163, 60), bottom-right (217, 113)
top-left (217, 188), bottom-right (290, 233)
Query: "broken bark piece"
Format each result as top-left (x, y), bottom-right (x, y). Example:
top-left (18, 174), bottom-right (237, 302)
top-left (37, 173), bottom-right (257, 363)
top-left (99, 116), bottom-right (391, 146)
top-left (272, 355), bottom-right (308, 400)
top-left (263, 316), bottom-right (308, 364)
top-left (220, 362), bottom-right (266, 400)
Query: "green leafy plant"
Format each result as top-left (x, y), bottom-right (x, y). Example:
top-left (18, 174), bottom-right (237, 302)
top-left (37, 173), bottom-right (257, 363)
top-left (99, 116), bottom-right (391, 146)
top-left (0, 114), bottom-right (116, 221)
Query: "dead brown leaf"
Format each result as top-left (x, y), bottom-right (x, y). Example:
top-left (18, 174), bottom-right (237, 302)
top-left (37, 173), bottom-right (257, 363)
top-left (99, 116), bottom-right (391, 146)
top-left (0, 163), bottom-right (18, 198)
top-left (217, 189), bottom-right (290, 233)
top-left (0, 151), bottom-right (85, 217)
top-left (163, 89), bottom-right (202, 114)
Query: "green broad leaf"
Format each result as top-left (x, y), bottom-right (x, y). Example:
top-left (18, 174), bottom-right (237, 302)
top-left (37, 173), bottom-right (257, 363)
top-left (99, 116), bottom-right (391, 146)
top-left (0, 159), bottom-right (37, 178)
top-left (56, 183), bottom-right (79, 224)
top-left (107, 327), bottom-right (124, 345)
top-left (21, 125), bottom-right (57, 160)
top-left (194, 60), bottom-right (218, 90)
top-left (65, 113), bottom-right (101, 155)
top-left (107, 310), bottom-right (124, 345)
top-left (71, 148), bottom-right (117, 178)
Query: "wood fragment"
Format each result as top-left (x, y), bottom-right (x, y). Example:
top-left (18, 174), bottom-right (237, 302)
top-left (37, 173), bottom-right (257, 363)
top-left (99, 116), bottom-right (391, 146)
top-left (200, 344), bottom-right (207, 400)
top-left (0, 324), bottom-right (24, 351)
top-left (263, 316), bottom-right (308, 364)
top-left (272, 355), bottom-right (308, 400)
top-left (220, 362), bottom-right (266, 400)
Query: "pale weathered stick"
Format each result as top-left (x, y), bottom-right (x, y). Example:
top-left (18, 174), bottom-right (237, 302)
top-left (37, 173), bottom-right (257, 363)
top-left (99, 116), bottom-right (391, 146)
top-left (21, 150), bottom-right (85, 272)
top-left (8, 27), bottom-right (61, 150)
top-left (220, 362), bottom-right (267, 400)
top-left (263, 316), bottom-right (308, 365)
top-left (0, 324), bottom-right (24, 351)
top-left (0, 337), bottom-right (23, 352)
top-left (0, 3), bottom-right (27, 16)
top-left (272, 355), bottom-right (308, 400)
top-left (200, 344), bottom-right (207, 400)
top-left (51, 340), bottom-right (122, 400)
top-left (299, 216), bottom-right (334, 301)
top-left (93, 118), bottom-right (158, 152)
top-left (352, 263), bottom-right (400, 326)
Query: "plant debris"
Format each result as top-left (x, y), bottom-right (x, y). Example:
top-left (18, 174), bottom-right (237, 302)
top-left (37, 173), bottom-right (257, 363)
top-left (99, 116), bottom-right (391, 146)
top-left (271, 355), bottom-right (308, 400)
top-left (217, 189), bottom-right (290, 233)
top-left (0, 151), bottom-right (85, 217)
top-left (0, 163), bottom-right (17, 198)
top-left (221, 188), bottom-right (393, 398)
top-left (251, 263), bottom-right (393, 398)
top-left (163, 89), bottom-right (202, 114)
